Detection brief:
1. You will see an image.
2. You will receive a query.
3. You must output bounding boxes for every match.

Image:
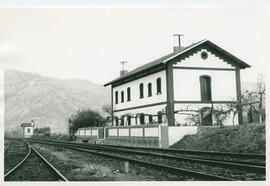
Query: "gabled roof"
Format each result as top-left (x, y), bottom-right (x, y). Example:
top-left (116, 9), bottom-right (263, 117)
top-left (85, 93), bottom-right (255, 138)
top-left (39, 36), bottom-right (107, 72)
top-left (104, 39), bottom-right (250, 87)
top-left (21, 123), bottom-right (34, 127)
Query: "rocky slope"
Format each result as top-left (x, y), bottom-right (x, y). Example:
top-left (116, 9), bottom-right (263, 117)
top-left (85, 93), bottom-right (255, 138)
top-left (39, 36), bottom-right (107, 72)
top-left (4, 69), bottom-right (110, 133)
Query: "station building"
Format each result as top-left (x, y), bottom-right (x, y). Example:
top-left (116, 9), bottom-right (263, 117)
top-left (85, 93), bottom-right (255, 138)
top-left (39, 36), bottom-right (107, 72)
top-left (104, 39), bottom-right (250, 127)
top-left (76, 39), bottom-right (250, 148)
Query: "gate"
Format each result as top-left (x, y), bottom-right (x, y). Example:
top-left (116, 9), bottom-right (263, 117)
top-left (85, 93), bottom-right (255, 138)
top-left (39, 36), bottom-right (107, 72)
top-left (98, 128), bottom-right (104, 139)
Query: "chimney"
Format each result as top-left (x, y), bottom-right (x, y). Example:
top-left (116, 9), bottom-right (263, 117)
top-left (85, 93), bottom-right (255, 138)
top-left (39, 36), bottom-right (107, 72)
top-left (120, 70), bottom-right (128, 77)
top-left (173, 46), bottom-right (185, 53)
top-left (173, 34), bottom-right (184, 53)
top-left (120, 61), bottom-right (128, 77)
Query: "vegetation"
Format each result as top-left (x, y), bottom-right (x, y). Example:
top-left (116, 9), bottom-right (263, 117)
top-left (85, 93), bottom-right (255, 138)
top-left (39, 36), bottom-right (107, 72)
top-left (171, 124), bottom-right (265, 153)
top-left (67, 109), bottom-right (105, 138)
top-left (34, 127), bottom-right (51, 137)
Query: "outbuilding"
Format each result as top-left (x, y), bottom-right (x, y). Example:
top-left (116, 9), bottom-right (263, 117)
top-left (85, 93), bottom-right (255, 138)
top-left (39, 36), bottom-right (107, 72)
top-left (21, 121), bottom-right (35, 138)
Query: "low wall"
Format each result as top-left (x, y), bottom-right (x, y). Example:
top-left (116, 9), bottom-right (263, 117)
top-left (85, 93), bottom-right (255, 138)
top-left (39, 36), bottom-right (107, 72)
top-left (105, 124), bottom-right (168, 148)
top-left (75, 127), bottom-right (100, 141)
top-left (168, 126), bottom-right (198, 146)
top-left (75, 125), bottom-right (198, 148)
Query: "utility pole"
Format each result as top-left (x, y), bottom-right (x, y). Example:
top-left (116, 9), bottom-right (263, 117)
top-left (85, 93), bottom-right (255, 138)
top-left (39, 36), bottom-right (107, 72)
top-left (173, 34), bottom-right (184, 49)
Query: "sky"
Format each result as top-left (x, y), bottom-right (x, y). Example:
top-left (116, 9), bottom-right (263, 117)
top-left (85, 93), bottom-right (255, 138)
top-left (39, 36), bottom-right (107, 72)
top-left (0, 7), bottom-right (269, 85)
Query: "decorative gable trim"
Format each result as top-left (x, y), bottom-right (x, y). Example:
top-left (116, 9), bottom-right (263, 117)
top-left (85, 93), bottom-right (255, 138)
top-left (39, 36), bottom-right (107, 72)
top-left (165, 41), bottom-right (250, 69)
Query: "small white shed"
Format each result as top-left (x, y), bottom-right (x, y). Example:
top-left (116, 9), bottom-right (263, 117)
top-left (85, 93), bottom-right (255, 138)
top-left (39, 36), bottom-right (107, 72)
top-left (21, 121), bottom-right (35, 138)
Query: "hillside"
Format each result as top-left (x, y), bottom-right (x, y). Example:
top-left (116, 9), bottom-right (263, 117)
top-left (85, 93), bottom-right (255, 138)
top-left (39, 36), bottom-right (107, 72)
top-left (4, 69), bottom-right (110, 134)
top-left (170, 124), bottom-right (265, 153)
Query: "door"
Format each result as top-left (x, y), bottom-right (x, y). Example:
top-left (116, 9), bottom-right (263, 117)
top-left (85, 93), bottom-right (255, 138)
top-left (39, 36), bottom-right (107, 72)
top-left (98, 128), bottom-right (104, 139)
top-left (201, 107), bottom-right (213, 126)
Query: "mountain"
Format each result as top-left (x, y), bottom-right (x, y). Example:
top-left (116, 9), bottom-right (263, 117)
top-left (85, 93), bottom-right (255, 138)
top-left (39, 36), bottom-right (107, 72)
top-left (4, 69), bottom-right (110, 134)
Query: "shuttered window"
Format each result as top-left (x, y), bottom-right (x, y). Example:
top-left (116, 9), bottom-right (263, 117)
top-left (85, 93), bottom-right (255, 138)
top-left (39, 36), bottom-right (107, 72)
top-left (121, 91), bottom-right (124, 103)
top-left (139, 83), bottom-right (144, 98)
top-left (115, 91), bottom-right (118, 104)
top-left (156, 78), bottom-right (162, 94)
top-left (148, 83), bottom-right (152, 97)
top-left (127, 87), bottom-right (131, 101)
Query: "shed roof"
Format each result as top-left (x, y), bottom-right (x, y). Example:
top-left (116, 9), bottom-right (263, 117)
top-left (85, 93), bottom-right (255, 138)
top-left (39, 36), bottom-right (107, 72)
top-left (104, 39), bottom-right (250, 87)
top-left (21, 123), bottom-right (34, 127)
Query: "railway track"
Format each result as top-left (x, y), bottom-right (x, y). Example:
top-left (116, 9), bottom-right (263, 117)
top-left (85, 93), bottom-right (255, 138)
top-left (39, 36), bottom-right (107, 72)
top-left (27, 138), bottom-right (266, 166)
top-left (4, 139), bottom-right (68, 181)
top-left (4, 140), bottom-right (12, 153)
top-left (27, 138), bottom-right (266, 181)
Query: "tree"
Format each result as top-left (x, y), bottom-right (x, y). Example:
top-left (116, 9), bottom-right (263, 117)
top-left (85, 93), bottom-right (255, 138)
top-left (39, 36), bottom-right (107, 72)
top-left (241, 74), bottom-right (266, 123)
top-left (102, 104), bottom-right (112, 116)
top-left (211, 105), bottom-right (232, 127)
top-left (34, 127), bottom-right (51, 137)
top-left (102, 104), bottom-right (113, 126)
top-left (67, 109), bottom-right (105, 137)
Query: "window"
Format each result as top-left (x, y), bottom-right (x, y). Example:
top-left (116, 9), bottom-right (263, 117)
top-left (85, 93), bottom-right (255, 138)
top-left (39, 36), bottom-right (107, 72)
top-left (200, 75), bottom-right (212, 101)
top-left (139, 113), bottom-right (145, 125)
top-left (121, 91), bottom-right (124, 103)
top-left (127, 87), bottom-right (131, 101)
top-left (157, 111), bottom-right (163, 124)
top-left (115, 91), bottom-right (118, 104)
top-left (148, 83), bottom-right (152, 97)
top-left (156, 78), bottom-right (162, 94)
top-left (148, 115), bottom-right (153, 124)
top-left (127, 115), bottom-right (131, 126)
top-left (121, 116), bottom-right (125, 126)
top-left (139, 83), bottom-right (144, 98)
top-left (115, 117), bottom-right (119, 126)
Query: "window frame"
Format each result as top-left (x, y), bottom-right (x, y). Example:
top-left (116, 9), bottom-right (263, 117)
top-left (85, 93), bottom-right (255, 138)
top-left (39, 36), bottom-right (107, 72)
top-left (121, 91), bottom-right (124, 103)
top-left (127, 87), bottom-right (131, 101)
top-left (139, 83), bottom-right (144, 98)
top-left (199, 75), bottom-right (212, 102)
top-left (156, 78), bottom-right (162, 95)
top-left (148, 83), bottom-right (152, 97)
top-left (115, 91), bottom-right (118, 104)
top-left (139, 113), bottom-right (145, 125)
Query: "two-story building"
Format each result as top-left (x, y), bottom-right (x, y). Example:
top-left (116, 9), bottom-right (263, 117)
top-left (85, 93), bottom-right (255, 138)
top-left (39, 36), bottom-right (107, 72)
top-left (104, 39), bottom-right (250, 127)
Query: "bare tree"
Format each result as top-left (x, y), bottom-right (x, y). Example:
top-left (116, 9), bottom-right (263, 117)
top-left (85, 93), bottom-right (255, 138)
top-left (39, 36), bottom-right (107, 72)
top-left (241, 74), bottom-right (266, 123)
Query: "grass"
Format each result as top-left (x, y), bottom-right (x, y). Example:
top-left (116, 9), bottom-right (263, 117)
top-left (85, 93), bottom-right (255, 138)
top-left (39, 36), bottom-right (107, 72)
top-left (170, 124), bottom-right (265, 153)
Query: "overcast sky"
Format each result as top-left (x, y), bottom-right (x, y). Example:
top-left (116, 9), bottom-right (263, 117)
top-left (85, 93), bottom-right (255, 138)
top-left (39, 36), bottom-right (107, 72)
top-left (0, 7), bottom-right (269, 85)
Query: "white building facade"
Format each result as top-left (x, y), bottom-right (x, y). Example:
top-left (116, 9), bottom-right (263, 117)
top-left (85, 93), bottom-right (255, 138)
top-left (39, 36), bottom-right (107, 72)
top-left (21, 121), bottom-right (35, 138)
top-left (105, 39), bottom-right (250, 127)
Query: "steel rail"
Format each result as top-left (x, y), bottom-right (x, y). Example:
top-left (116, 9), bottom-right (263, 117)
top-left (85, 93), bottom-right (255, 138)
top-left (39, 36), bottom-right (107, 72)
top-left (30, 138), bottom-right (266, 159)
top-left (27, 138), bottom-right (266, 172)
top-left (5, 139), bottom-right (68, 181)
top-left (4, 142), bottom-right (31, 178)
top-left (100, 144), bottom-right (266, 159)
top-left (27, 139), bottom-right (236, 181)
top-left (4, 140), bottom-right (12, 153)
top-left (25, 141), bottom-right (69, 181)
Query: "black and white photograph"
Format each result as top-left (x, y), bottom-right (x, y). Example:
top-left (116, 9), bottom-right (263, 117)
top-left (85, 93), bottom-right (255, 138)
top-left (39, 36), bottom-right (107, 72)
top-left (0, 0), bottom-right (269, 184)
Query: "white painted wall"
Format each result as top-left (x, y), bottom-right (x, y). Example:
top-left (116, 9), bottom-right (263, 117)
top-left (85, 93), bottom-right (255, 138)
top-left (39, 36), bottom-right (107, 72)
top-left (130, 128), bottom-right (143, 137)
top-left (168, 126), bottom-right (198, 146)
top-left (109, 129), bottom-right (117, 136)
top-left (119, 128), bottom-right (129, 136)
top-left (144, 127), bottom-right (159, 137)
top-left (173, 49), bottom-right (235, 69)
top-left (173, 49), bottom-right (237, 102)
top-left (24, 127), bottom-right (34, 137)
top-left (173, 69), bottom-right (236, 101)
top-left (113, 70), bottom-right (167, 111)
